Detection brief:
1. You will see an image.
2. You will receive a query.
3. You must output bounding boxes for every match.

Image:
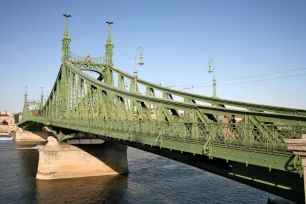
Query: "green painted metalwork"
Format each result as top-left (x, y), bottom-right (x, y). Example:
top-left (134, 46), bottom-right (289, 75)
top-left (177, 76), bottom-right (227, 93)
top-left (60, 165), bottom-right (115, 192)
top-left (105, 21), bottom-right (114, 66)
top-left (62, 14), bottom-right (71, 61)
top-left (18, 16), bottom-right (306, 201)
top-left (69, 52), bottom-right (105, 65)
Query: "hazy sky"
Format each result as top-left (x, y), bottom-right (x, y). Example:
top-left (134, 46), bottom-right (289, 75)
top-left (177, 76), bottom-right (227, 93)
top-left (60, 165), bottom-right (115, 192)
top-left (0, 0), bottom-right (305, 113)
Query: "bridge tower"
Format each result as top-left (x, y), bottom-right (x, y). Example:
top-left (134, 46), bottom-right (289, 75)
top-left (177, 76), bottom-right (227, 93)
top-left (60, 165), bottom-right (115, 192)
top-left (62, 14), bottom-right (71, 61)
top-left (40, 87), bottom-right (44, 110)
top-left (59, 14), bottom-right (71, 116)
top-left (22, 86), bottom-right (28, 117)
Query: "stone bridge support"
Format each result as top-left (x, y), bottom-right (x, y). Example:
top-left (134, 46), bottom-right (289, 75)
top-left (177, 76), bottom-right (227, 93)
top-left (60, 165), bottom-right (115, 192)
top-left (15, 128), bottom-right (48, 142)
top-left (36, 137), bottom-right (128, 180)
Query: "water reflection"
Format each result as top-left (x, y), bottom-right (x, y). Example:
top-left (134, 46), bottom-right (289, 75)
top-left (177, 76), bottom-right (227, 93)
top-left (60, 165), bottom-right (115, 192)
top-left (36, 175), bottom-right (127, 204)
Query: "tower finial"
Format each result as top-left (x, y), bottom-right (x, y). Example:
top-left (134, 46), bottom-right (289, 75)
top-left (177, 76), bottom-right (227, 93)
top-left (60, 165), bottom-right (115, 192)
top-left (63, 14), bottom-right (71, 38)
top-left (105, 21), bottom-right (114, 65)
top-left (106, 21), bottom-right (113, 43)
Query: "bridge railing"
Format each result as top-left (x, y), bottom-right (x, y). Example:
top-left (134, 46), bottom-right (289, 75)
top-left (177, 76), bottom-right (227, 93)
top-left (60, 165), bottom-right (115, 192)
top-left (28, 117), bottom-right (305, 153)
top-left (68, 52), bottom-right (105, 64)
top-left (100, 120), bottom-right (304, 153)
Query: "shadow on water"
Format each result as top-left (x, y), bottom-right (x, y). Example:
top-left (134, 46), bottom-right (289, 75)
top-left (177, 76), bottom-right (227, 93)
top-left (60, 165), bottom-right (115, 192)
top-left (16, 142), bottom-right (45, 177)
top-left (36, 175), bottom-right (128, 204)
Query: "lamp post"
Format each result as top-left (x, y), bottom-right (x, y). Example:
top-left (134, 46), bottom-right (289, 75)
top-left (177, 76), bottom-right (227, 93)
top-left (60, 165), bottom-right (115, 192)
top-left (208, 57), bottom-right (217, 98)
top-left (133, 47), bottom-right (144, 93)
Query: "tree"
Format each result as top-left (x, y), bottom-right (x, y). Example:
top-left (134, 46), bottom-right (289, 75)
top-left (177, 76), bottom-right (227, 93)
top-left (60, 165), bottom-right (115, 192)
top-left (1, 120), bottom-right (8, 125)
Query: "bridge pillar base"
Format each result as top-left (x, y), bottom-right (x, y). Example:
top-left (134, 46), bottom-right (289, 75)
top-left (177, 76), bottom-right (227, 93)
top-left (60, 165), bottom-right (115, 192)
top-left (15, 128), bottom-right (47, 142)
top-left (36, 137), bottom-right (128, 180)
top-left (285, 138), bottom-right (306, 204)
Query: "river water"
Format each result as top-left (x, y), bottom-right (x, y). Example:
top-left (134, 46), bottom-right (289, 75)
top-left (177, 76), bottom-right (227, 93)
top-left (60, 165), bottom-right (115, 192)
top-left (0, 141), bottom-right (293, 204)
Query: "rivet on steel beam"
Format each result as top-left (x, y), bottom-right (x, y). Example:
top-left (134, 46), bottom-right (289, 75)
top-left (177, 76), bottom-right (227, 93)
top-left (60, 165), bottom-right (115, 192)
top-left (269, 165), bottom-right (272, 172)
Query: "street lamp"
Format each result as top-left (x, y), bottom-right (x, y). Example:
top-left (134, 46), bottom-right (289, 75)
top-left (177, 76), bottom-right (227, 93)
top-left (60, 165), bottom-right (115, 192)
top-left (208, 57), bottom-right (217, 98)
top-left (133, 47), bottom-right (144, 93)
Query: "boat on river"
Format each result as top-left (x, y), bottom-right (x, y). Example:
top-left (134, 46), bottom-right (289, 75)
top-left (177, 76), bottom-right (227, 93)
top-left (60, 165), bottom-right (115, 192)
top-left (0, 136), bottom-right (13, 141)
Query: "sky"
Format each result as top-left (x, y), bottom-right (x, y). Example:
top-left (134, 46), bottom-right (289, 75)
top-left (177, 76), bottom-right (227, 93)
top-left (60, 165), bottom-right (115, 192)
top-left (0, 0), bottom-right (305, 113)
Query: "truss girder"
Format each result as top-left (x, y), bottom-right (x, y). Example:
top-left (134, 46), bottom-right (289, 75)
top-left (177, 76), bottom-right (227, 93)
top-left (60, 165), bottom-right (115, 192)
top-left (109, 66), bottom-right (306, 116)
top-left (24, 60), bottom-right (306, 159)
top-left (38, 61), bottom-right (306, 128)
top-left (19, 60), bottom-right (306, 192)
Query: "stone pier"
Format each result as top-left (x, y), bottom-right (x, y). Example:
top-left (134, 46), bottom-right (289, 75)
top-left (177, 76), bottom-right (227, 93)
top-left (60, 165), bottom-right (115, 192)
top-left (15, 128), bottom-right (48, 142)
top-left (36, 137), bottom-right (128, 180)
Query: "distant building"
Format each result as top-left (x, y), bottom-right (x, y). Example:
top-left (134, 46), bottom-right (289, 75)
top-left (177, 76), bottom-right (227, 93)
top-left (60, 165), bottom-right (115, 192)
top-left (0, 111), bottom-right (14, 125)
top-left (0, 111), bottom-right (17, 136)
top-left (14, 112), bottom-right (22, 123)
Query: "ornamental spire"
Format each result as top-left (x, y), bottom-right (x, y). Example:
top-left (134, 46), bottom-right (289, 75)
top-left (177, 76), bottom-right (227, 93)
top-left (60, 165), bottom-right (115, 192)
top-left (23, 86), bottom-right (28, 116)
top-left (62, 14), bottom-right (71, 61)
top-left (40, 87), bottom-right (44, 109)
top-left (24, 86), bottom-right (28, 103)
top-left (106, 21), bottom-right (113, 43)
top-left (105, 21), bottom-right (114, 65)
top-left (63, 14), bottom-right (71, 38)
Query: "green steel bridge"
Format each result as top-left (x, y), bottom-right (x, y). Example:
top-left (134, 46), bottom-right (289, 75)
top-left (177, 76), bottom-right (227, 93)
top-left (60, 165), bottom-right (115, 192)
top-left (18, 16), bottom-right (306, 203)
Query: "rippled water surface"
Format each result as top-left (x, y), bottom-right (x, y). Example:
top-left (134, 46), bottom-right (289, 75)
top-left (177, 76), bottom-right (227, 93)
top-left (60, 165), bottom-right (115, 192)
top-left (0, 141), bottom-right (293, 204)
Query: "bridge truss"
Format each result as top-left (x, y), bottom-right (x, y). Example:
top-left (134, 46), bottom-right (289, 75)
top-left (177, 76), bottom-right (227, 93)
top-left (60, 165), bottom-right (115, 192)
top-left (19, 17), bottom-right (306, 202)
